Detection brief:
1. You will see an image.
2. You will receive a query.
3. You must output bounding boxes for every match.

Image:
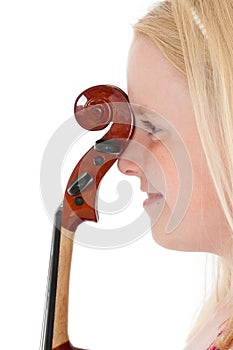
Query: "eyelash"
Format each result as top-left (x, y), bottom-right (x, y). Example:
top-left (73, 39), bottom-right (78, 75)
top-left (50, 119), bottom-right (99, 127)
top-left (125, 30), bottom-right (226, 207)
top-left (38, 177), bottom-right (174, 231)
top-left (141, 120), bottom-right (161, 136)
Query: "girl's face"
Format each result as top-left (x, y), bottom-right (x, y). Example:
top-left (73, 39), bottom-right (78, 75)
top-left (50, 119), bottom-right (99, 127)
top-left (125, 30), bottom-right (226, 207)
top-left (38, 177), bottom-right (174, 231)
top-left (117, 35), bottom-right (231, 256)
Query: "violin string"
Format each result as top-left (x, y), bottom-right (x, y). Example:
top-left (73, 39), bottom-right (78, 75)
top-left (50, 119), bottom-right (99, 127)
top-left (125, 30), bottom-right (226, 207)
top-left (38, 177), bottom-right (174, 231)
top-left (39, 228), bottom-right (56, 350)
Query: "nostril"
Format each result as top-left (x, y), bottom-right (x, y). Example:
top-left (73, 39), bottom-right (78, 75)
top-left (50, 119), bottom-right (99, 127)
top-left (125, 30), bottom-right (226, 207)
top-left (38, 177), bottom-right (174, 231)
top-left (125, 169), bottom-right (138, 175)
top-left (117, 158), bottom-right (141, 176)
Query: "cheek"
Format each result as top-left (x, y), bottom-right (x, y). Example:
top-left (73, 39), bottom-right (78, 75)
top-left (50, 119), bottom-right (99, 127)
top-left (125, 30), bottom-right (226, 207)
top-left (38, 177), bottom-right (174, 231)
top-left (150, 145), bottom-right (230, 254)
top-left (190, 145), bottom-right (219, 214)
top-left (151, 141), bottom-right (183, 211)
top-left (190, 157), bottom-right (228, 247)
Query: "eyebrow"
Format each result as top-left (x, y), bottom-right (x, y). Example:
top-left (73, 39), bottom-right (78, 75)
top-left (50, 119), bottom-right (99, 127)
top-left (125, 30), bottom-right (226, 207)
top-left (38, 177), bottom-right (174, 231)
top-left (131, 104), bottom-right (162, 121)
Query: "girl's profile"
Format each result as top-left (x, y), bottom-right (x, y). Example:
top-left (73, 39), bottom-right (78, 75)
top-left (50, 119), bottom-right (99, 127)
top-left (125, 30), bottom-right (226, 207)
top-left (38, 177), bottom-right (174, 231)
top-left (117, 0), bottom-right (233, 349)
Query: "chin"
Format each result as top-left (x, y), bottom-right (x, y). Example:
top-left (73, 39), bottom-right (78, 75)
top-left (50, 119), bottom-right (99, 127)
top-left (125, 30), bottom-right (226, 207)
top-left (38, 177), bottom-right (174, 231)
top-left (151, 227), bottom-right (183, 251)
top-left (151, 223), bottom-right (210, 253)
top-left (147, 200), bottom-right (205, 252)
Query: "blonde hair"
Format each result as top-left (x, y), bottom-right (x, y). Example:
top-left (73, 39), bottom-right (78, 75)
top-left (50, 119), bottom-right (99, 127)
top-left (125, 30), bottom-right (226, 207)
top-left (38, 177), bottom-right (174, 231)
top-left (134, 0), bottom-right (233, 348)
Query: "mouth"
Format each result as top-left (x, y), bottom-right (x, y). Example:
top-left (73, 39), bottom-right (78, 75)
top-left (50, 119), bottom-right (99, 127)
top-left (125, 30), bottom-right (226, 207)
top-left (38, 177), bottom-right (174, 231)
top-left (143, 192), bottom-right (164, 207)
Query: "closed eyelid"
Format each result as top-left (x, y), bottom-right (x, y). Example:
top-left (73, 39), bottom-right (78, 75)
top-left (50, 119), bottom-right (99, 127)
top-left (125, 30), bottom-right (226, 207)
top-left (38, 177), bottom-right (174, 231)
top-left (131, 105), bottom-right (171, 135)
top-left (140, 120), bottom-right (161, 133)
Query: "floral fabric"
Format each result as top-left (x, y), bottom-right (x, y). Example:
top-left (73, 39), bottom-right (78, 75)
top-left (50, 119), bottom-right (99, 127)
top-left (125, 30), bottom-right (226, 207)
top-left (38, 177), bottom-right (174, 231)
top-left (208, 346), bottom-right (220, 350)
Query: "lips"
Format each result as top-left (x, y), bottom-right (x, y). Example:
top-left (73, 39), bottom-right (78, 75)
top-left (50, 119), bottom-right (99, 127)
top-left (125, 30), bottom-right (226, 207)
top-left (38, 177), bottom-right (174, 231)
top-left (143, 192), bottom-right (164, 207)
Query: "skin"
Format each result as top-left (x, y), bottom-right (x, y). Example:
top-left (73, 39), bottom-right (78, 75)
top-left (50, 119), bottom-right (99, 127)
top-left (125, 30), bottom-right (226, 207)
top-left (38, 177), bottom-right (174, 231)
top-left (117, 33), bottom-right (233, 350)
top-left (117, 34), bottom-right (232, 258)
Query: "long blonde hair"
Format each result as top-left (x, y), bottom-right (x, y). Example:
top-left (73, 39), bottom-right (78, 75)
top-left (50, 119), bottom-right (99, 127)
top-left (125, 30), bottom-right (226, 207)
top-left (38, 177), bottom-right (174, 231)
top-left (134, 0), bottom-right (233, 348)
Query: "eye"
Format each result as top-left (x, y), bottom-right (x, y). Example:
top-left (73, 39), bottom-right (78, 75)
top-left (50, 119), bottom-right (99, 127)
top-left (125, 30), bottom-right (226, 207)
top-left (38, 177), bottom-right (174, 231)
top-left (141, 120), bottom-right (162, 139)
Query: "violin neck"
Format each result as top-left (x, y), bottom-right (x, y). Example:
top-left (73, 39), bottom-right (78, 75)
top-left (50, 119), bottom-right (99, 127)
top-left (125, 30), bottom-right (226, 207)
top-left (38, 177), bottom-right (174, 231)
top-left (40, 207), bottom-right (74, 350)
top-left (52, 227), bottom-right (74, 348)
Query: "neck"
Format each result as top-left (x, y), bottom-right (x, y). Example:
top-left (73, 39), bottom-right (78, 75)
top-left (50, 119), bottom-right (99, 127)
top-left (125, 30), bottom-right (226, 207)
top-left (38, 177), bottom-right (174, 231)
top-left (40, 206), bottom-right (78, 350)
top-left (52, 227), bottom-right (74, 348)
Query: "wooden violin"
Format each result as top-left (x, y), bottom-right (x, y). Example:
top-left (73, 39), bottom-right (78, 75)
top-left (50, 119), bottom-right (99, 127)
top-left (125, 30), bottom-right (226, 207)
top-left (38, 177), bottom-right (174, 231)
top-left (40, 85), bottom-right (135, 350)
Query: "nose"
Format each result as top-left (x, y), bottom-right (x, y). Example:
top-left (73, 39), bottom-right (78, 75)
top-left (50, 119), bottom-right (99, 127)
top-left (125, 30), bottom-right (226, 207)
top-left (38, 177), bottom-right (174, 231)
top-left (117, 131), bottom-right (145, 178)
top-left (117, 156), bottom-right (142, 177)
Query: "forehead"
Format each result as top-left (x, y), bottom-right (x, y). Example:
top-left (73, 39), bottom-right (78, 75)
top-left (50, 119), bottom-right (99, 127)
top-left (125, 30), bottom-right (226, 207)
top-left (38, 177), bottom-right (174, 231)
top-left (127, 35), bottom-right (194, 127)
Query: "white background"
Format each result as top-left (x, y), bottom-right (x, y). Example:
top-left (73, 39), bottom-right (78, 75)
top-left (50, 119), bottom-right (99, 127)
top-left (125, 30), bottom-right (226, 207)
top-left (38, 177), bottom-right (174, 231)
top-left (0, 1), bottom-right (211, 349)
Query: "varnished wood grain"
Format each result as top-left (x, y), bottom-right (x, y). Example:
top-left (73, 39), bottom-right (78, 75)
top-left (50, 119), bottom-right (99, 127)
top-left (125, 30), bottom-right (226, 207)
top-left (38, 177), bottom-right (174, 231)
top-left (48, 85), bottom-right (135, 349)
top-left (52, 227), bottom-right (74, 349)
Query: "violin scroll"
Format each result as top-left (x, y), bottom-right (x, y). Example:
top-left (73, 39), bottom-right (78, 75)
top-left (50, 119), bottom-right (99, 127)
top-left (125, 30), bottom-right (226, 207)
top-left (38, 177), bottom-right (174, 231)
top-left (62, 85), bottom-right (135, 232)
top-left (74, 85), bottom-right (129, 131)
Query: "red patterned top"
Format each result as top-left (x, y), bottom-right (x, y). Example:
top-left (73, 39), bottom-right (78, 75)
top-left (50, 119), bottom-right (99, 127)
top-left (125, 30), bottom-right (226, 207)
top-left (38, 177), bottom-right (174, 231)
top-left (208, 346), bottom-right (220, 350)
